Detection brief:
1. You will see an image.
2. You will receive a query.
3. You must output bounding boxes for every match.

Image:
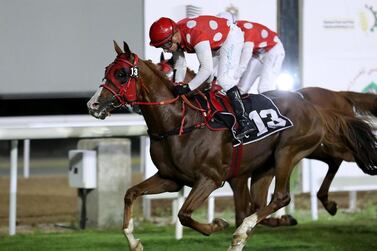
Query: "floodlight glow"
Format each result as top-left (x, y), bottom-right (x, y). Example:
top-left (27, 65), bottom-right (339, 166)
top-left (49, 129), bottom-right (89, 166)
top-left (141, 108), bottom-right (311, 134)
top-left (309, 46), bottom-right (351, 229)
top-left (276, 72), bottom-right (294, 91)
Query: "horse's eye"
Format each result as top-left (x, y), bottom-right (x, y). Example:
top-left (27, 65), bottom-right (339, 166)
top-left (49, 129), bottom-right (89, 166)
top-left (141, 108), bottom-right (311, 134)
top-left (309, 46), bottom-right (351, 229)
top-left (116, 69), bottom-right (130, 84)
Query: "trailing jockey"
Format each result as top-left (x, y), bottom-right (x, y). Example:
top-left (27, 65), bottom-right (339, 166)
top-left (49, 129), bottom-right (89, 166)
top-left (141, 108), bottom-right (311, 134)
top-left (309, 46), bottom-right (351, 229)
top-left (218, 12), bottom-right (286, 94)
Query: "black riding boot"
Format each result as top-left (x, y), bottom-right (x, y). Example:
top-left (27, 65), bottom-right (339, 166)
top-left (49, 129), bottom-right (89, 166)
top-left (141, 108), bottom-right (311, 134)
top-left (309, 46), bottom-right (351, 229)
top-left (226, 86), bottom-right (257, 139)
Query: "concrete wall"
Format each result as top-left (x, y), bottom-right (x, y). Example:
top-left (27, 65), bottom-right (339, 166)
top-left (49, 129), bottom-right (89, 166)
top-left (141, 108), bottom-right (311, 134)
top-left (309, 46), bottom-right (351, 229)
top-left (77, 138), bottom-right (131, 228)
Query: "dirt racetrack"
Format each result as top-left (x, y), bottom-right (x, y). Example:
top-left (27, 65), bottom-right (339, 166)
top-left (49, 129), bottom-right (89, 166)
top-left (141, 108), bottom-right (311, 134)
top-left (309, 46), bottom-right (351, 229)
top-left (0, 176), bottom-right (77, 227)
top-left (1, 174), bottom-right (376, 235)
top-left (0, 173), bottom-right (146, 234)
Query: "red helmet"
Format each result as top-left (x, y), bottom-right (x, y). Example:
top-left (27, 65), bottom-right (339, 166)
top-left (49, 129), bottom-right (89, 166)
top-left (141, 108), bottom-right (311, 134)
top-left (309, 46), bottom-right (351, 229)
top-left (149, 17), bottom-right (177, 47)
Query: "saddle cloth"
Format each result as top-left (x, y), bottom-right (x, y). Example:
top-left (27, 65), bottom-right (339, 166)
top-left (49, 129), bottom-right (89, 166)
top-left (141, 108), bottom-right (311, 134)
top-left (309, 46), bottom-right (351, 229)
top-left (194, 87), bottom-right (294, 146)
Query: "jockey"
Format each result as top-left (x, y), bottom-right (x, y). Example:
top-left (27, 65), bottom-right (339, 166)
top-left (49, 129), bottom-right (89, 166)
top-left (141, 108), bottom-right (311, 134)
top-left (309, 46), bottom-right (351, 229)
top-left (236, 20), bottom-right (285, 94)
top-left (218, 12), bottom-right (285, 94)
top-left (149, 16), bottom-right (257, 139)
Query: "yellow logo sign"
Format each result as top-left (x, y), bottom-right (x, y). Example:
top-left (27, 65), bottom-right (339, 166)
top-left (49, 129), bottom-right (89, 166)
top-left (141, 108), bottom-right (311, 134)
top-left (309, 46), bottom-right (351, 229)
top-left (359, 5), bottom-right (377, 32)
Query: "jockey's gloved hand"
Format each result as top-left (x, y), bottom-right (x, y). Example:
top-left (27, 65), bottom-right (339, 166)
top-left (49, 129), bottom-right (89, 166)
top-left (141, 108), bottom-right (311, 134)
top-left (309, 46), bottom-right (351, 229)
top-left (173, 82), bottom-right (191, 96)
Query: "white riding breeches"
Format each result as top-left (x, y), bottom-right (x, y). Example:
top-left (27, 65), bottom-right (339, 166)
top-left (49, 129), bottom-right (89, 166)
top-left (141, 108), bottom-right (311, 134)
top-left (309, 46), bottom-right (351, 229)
top-left (237, 38), bottom-right (285, 94)
top-left (213, 24), bottom-right (244, 92)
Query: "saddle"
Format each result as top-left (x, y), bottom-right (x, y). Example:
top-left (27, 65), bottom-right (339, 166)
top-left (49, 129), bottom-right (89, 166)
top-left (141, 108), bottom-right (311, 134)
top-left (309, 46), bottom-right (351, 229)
top-left (192, 84), bottom-right (293, 146)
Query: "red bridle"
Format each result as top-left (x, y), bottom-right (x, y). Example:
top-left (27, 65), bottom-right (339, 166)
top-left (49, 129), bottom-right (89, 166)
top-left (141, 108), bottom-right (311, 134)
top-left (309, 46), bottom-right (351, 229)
top-left (100, 54), bottom-right (181, 108)
top-left (100, 55), bottom-right (140, 106)
top-left (99, 53), bottom-right (207, 135)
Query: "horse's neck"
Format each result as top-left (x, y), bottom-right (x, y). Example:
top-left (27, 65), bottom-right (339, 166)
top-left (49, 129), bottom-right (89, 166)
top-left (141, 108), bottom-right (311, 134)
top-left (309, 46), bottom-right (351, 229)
top-left (184, 68), bottom-right (196, 82)
top-left (138, 61), bottom-right (187, 133)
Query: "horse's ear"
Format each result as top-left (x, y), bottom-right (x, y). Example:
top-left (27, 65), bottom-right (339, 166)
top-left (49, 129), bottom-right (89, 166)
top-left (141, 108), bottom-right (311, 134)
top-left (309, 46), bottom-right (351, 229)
top-left (160, 52), bottom-right (165, 62)
top-left (113, 40), bottom-right (123, 55)
top-left (123, 41), bottom-right (132, 56)
top-left (168, 55), bottom-right (176, 67)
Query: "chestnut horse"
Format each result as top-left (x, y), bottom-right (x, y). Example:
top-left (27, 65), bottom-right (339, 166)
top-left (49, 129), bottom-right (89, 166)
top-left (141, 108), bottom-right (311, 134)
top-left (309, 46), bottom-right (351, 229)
top-left (87, 42), bottom-right (377, 251)
top-left (157, 53), bottom-right (377, 226)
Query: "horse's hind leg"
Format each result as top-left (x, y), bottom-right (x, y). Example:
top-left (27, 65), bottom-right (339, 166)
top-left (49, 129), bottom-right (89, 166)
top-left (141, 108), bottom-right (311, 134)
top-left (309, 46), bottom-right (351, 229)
top-left (317, 158), bottom-right (342, 215)
top-left (178, 176), bottom-right (228, 236)
top-left (123, 173), bottom-right (182, 251)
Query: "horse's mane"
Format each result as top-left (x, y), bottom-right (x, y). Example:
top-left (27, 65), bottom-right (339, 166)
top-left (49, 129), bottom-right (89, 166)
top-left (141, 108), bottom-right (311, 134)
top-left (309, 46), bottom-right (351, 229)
top-left (141, 59), bottom-right (176, 92)
top-left (142, 58), bottom-right (203, 122)
top-left (186, 68), bottom-right (196, 78)
top-left (144, 59), bottom-right (171, 81)
top-left (164, 54), bottom-right (196, 79)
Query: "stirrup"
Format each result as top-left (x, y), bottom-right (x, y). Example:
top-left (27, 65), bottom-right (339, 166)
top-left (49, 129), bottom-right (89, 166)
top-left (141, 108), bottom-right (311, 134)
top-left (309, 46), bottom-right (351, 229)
top-left (236, 127), bottom-right (257, 140)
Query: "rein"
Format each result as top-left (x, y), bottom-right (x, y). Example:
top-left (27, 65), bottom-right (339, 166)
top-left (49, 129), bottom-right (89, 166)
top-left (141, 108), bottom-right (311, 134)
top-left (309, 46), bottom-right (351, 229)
top-left (102, 53), bottom-right (211, 138)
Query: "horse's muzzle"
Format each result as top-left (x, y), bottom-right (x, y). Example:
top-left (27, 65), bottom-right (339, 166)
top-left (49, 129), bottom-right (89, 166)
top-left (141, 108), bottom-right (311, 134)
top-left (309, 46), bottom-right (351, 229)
top-left (87, 102), bottom-right (109, 120)
top-left (88, 108), bottom-right (107, 120)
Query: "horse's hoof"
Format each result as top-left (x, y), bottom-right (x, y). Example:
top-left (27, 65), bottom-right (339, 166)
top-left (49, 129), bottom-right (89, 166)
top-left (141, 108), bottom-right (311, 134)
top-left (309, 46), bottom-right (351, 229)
top-left (132, 240), bottom-right (144, 251)
top-left (281, 215), bottom-right (298, 226)
top-left (213, 218), bottom-right (229, 231)
top-left (228, 233), bottom-right (247, 251)
top-left (325, 201), bottom-right (337, 216)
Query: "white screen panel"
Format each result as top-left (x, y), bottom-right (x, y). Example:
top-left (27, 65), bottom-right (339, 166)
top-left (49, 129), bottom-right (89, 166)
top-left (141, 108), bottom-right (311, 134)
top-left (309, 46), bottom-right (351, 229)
top-left (0, 0), bottom-right (143, 97)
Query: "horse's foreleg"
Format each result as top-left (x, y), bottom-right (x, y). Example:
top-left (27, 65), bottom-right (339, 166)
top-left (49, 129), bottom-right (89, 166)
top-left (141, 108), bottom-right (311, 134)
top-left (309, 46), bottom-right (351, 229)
top-left (228, 176), bottom-right (292, 250)
top-left (251, 173), bottom-right (284, 227)
top-left (317, 158), bottom-right (341, 215)
top-left (230, 173), bottom-right (295, 229)
top-left (178, 176), bottom-right (226, 236)
top-left (229, 176), bottom-right (252, 227)
top-left (123, 173), bottom-right (182, 251)
top-left (250, 173), bottom-right (297, 227)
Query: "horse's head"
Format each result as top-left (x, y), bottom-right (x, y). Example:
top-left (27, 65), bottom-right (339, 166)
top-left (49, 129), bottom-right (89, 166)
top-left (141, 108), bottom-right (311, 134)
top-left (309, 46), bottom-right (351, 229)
top-left (157, 52), bottom-right (175, 80)
top-left (156, 52), bottom-right (196, 83)
top-left (87, 41), bottom-right (140, 119)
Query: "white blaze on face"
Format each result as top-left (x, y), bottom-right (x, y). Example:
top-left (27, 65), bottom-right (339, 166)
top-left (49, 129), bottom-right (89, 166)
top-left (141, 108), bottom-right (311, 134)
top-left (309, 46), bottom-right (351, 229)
top-left (87, 87), bottom-right (104, 110)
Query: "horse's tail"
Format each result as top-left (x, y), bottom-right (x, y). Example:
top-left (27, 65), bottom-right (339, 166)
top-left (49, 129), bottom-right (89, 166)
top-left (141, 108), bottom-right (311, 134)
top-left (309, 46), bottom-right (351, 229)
top-left (339, 91), bottom-right (377, 117)
top-left (320, 110), bottom-right (377, 175)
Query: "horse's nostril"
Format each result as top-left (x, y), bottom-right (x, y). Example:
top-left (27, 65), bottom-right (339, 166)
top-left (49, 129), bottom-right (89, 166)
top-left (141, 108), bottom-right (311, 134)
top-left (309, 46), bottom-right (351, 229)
top-left (89, 102), bottom-right (99, 110)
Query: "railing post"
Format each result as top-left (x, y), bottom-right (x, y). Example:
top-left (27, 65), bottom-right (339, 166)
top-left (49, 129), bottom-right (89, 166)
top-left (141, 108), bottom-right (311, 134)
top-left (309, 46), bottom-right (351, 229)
top-left (207, 196), bottom-right (215, 223)
top-left (309, 161), bottom-right (318, 220)
top-left (9, 140), bottom-right (18, 235)
top-left (349, 191), bottom-right (357, 212)
top-left (23, 139), bottom-right (30, 178)
top-left (175, 189), bottom-right (184, 240)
